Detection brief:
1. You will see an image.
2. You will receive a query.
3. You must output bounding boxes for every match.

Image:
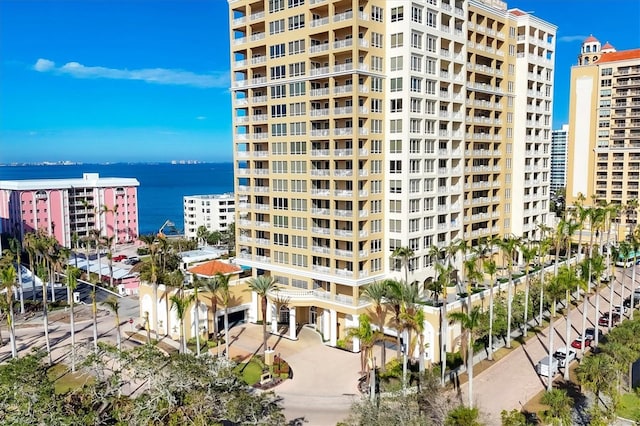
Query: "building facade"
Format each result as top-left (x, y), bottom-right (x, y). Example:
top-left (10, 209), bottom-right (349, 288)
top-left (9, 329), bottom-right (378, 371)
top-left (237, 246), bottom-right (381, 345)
top-left (0, 173), bottom-right (140, 247)
top-left (183, 193), bottom-right (244, 240)
top-left (566, 36), bottom-right (640, 238)
top-left (550, 124), bottom-right (568, 193)
top-left (228, 0), bottom-right (555, 361)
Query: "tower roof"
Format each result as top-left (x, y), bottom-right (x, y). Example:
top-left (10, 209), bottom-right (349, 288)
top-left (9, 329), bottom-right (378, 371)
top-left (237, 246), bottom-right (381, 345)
top-left (583, 34), bottom-right (599, 44)
top-left (602, 41), bottom-right (615, 50)
top-left (596, 48), bottom-right (640, 64)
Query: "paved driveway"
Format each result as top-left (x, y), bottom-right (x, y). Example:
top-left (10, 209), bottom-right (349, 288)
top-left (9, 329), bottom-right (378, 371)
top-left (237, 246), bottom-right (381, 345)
top-left (226, 324), bottom-right (361, 425)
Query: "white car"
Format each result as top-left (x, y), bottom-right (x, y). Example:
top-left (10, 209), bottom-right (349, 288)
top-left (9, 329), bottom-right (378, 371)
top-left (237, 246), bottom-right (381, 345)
top-left (553, 347), bottom-right (577, 368)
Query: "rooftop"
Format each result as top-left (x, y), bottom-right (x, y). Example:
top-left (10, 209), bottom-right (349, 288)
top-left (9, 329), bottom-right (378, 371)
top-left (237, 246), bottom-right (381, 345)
top-left (0, 173), bottom-right (139, 191)
top-left (596, 48), bottom-right (640, 64)
top-left (188, 259), bottom-right (241, 277)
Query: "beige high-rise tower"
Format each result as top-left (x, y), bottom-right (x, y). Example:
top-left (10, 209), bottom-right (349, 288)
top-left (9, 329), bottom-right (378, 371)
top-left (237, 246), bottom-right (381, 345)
top-left (566, 35), bottom-right (640, 238)
top-left (228, 0), bottom-right (556, 363)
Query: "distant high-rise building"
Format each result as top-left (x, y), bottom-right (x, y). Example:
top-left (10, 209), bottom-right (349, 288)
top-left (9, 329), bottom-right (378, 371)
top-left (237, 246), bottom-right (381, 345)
top-left (551, 124), bottom-right (568, 193)
top-left (183, 193), bottom-right (246, 240)
top-left (0, 173), bottom-right (140, 247)
top-left (566, 35), bottom-right (640, 238)
top-left (228, 0), bottom-right (556, 361)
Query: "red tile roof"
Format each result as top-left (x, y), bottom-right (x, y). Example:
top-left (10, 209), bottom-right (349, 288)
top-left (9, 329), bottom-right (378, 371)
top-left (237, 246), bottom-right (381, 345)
top-left (509, 9), bottom-right (527, 16)
top-left (602, 42), bottom-right (615, 50)
top-left (596, 48), bottom-right (640, 64)
top-left (583, 35), bottom-right (599, 43)
top-left (189, 260), bottom-right (241, 277)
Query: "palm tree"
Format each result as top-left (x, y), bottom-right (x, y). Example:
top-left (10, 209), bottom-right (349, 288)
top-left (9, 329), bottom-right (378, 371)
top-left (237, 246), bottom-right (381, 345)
top-left (545, 265), bottom-right (573, 390)
top-left (448, 306), bottom-right (482, 408)
top-left (483, 258), bottom-right (497, 361)
top-left (623, 198), bottom-right (638, 239)
top-left (204, 273), bottom-right (229, 346)
top-left (0, 266), bottom-right (18, 358)
top-left (520, 241), bottom-right (537, 336)
top-left (191, 275), bottom-right (204, 356)
top-left (497, 235), bottom-right (520, 349)
top-left (572, 193), bottom-right (588, 262)
top-left (196, 225), bottom-right (209, 247)
top-left (219, 279), bottom-right (232, 359)
top-left (536, 223), bottom-right (553, 324)
top-left (559, 265), bottom-right (586, 380)
top-left (576, 352), bottom-right (616, 409)
top-left (102, 296), bottom-right (122, 352)
top-left (434, 260), bottom-right (454, 385)
top-left (391, 246), bottom-right (414, 285)
top-left (346, 314), bottom-right (381, 376)
top-left (628, 232), bottom-right (640, 320)
top-left (9, 238), bottom-right (25, 314)
top-left (22, 233), bottom-right (38, 301)
top-left (34, 234), bottom-right (53, 364)
top-left (362, 280), bottom-right (390, 370)
top-left (383, 278), bottom-right (405, 361)
top-left (139, 234), bottom-right (159, 340)
top-left (102, 235), bottom-right (115, 288)
top-left (170, 293), bottom-right (195, 354)
top-left (540, 389), bottom-right (573, 426)
top-left (246, 275), bottom-right (279, 356)
top-left (66, 267), bottom-right (81, 371)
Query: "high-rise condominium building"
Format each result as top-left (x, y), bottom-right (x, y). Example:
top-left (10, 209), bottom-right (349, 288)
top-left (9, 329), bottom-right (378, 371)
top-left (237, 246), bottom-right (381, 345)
top-left (551, 124), bottom-right (568, 193)
top-left (228, 0), bottom-right (555, 358)
top-left (183, 193), bottom-right (245, 239)
top-left (566, 36), bottom-right (640, 238)
top-left (0, 173), bottom-right (140, 247)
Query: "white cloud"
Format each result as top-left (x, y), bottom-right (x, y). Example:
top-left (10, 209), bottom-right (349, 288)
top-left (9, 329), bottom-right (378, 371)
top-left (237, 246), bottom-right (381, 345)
top-left (558, 35), bottom-right (587, 43)
top-left (33, 58), bottom-right (229, 88)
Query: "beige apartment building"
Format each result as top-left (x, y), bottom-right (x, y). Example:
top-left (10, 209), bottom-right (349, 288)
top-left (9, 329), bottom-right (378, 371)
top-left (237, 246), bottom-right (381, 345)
top-left (566, 37), bottom-right (640, 239)
top-left (228, 0), bottom-right (555, 363)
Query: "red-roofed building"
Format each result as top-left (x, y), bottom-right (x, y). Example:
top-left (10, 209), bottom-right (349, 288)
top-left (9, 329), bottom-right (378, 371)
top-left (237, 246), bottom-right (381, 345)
top-left (188, 259), bottom-right (242, 277)
top-left (567, 39), bottom-right (640, 240)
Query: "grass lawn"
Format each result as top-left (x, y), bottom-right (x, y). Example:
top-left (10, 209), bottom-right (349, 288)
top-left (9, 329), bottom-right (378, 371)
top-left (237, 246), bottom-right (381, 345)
top-left (48, 363), bottom-right (94, 394)
top-left (235, 358), bottom-right (264, 385)
top-left (617, 392), bottom-right (640, 422)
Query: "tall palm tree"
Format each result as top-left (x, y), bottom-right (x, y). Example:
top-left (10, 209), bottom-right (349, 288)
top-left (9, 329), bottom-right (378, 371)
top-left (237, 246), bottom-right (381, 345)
top-left (22, 232), bottom-right (38, 301)
top-left (66, 267), bottom-right (81, 371)
top-left (520, 241), bottom-right (537, 336)
top-left (246, 275), bottom-right (279, 356)
top-left (628, 232), bottom-right (639, 320)
top-left (536, 223), bottom-right (553, 324)
top-left (0, 266), bottom-right (18, 358)
top-left (102, 235), bottom-right (115, 288)
top-left (90, 229), bottom-right (103, 291)
top-left (483, 258), bottom-right (497, 361)
top-left (497, 235), bottom-right (520, 349)
top-left (448, 306), bottom-right (482, 408)
top-left (346, 314), bottom-right (381, 377)
top-left (572, 193), bottom-right (588, 262)
top-left (623, 198), bottom-right (638, 239)
top-left (391, 246), bottom-right (414, 285)
top-left (170, 292), bottom-right (195, 354)
top-left (34, 234), bottom-right (53, 364)
top-left (545, 266), bottom-right (568, 391)
top-left (102, 296), bottom-right (122, 351)
top-left (139, 234), bottom-right (159, 339)
top-left (219, 278), bottom-right (232, 359)
top-left (615, 241), bottom-right (631, 325)
top-left (204, 273), bottom-right (229, 346)
top-left (9, 238), bottom-right (25, 314)
top-left (191, 275), bottom-right (204, 356)
top-left (559, 265), bottom-right (586, 380)
top-left (434, 260), bottom-right (454, 384)
top-left (383, 278), bottom-right (404, 361)
top-left (362, 280), bottom-right (390, 370)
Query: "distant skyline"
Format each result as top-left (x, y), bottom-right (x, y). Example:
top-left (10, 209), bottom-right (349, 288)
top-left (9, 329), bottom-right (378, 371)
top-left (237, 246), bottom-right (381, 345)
top-left (1, 0), bottom-right (639, 163)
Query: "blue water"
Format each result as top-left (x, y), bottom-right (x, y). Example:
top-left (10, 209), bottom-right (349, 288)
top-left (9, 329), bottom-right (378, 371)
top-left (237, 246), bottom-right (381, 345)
top-left (0, 163), bottom-right (235, 235)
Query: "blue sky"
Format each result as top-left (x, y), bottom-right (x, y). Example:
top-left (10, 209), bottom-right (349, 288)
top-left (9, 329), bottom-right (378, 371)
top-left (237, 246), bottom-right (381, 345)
top-left (1, 0), bottom-right (639, 163)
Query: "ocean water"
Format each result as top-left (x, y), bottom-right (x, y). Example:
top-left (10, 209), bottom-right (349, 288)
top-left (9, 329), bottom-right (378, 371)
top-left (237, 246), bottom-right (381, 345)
top-left (0, 163), bottom-right (235, 235)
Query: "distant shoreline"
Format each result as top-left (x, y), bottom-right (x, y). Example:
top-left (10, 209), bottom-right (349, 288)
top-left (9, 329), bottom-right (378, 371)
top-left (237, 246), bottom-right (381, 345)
top-left (0, 161), bottom-right (232, 167)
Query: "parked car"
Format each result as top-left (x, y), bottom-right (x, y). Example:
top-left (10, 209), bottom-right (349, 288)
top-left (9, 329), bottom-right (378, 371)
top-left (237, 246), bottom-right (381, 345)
top-left (553, 347), bottom-right (577, 368)
top-left (613, 305), bottom-right (629, 315)
top-left (571, 335), bottom-right (592, 349)
top-left (113, 254), bottom-right (128, 262)
top-left (536, 356), bottom-right (559, 377)
top-left (598, 312), bottom-right (620, 327)
top-left (124, 257), bottom-right (140, 265)
top-left (584, 327), bottom-right (603, 341)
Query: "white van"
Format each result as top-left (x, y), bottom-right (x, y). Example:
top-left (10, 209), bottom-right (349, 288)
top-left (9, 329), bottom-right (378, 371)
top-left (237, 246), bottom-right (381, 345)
top-left (536, 356), bottom-right (559, 377)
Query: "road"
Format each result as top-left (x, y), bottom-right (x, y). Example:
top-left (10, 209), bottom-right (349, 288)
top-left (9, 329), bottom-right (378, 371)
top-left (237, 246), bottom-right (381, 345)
top-left (466, 264), bottom-right (639, 425)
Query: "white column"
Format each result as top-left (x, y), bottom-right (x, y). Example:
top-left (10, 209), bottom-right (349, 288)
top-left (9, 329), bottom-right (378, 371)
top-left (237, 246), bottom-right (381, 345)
top-left (289, 306), bottom-right (297, 340)
top-left (330, 309), bottom-right (337, 347)
top-left (322, 310), bottom-right (330, 341)
top-left (249, 292), bottom-right (258, 323)
top-left (270, 301), bottom-right (278, 334)
top-left (350, 314), bottom-right (360, 352)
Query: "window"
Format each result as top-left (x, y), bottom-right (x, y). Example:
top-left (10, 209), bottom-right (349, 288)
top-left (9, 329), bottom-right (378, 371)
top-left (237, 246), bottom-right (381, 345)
top-left (410, 139), bottom-right (420, 153)
top-left (371, 160), bottom-right (382, 174)
top-left (371, 239), bottom-right (382, 253)
top-left (292, 216), bottom-right (307, 230)
top-left (271, 84), bottom-right (286, 99)
top-left (272, 162), bottom-right (288, 174)
top-left (426, 35), bottom-right (437, 53)
top-left (269, 0), bottom-right (284, 13)
top-left (425, 159), bottom-right (434, 172)
top-left (410, 98), bottom-right (421, 113)
top-left (390, 180), bottom-right (402, 194)
top-left (390, 56), bottom-right (403, 71)
top-left (410, 77), bottom-right (421, 93)
top-left (290, 179), bottom-right (306, 192)
top-left (270, 43), bottom-right (285, 58)
top-left (290, 140), bottom-right (306, 154)
top-left (410, 54), bottom-right (422, 72)
top-left (425, 100), bottom-right (435, 114)
top-left (390, 200), bottom-right (402, 213)
top-left (290, 121), bottom-right (306, 135)
top-left (289, 102), bottom-right (306, 116)
top-left (289, 61), bottom-right (305, 77)
top-left (425, 140), bottom-right (435, 153)
top-left (371, 98), bottom-right (382, 113)
top-left (270, 65), bottom-right (286, 79)
top-left (371, 119), bottom-right (382, 134)
top-left (271, 104), bottom-right (287, 118)
top-left (288, 14), bottom-right (305, 30)
top-left (271, 123), bottom-right (287, 136)
top-left (390, 160), bottom-right (402, 173)
top-left (426, 9), bottom-right (436, 28)
top-left (274, 251), bottom-right (289, 264)
top-left (371, 200), bottom-right (381, 214)
top-left (390, 99), bottom-right (403, 112)
top-left (390, 139), bottom-right (402, 153)
top-left (411, 31), bottom-right (422, 49)
top-left (273, 214), bottom-right (289, 228)
top-left (390, 119), bottom-right (402, 133)
top-left (391, 33), bottom-right (403, 48)
top-left (371, 139), bottom-right (382, 154)
top-left (269, 19), bottom-right (285, 35)
top-left (410, 179), bottom-right (420, 193)
top-left (289, 81), bottom-right (306, 96)
top-left (371, 5), bottom-right (383, 22)
top-left (409, 218), bottom-right (420, 232)
top-left (371, 219), bottom-right (381, 233)
top-left (389, 219), bottom-right (401, 233)
top-left (272, 197), bottom-right (288, 211)
top-left (289, 39), bottom-right (305, 55)
top-left (371, 180), bottom-right (382, 194)
top-left (411, 6), bottom-right (422, 23)
top-left (371, 32), bottom-right (383, 48)
top-left (424, 178), bottom-right (434, 192)
top-left (410, 119), bottom-right (421, 133)
top-left (371, 55), bottom-right (383, 71)
top-left (409, 198), bottom-right (420, 212)
top-left (425, 80), bottom-right (436, 94)
top-left (288, 0), bottom-right (304, 8)
top-left (292, 235), bottom-right (307, 248)
top-left (391, 6), bottom-right (404, 22)
top-left (272, 142), bottom-right (287, 154)
top-left (371, 77), bottom-right (383, 92)
top-left (390, 77), bottom-right (403, 92)
top-left (291, 198), bottom-right (307, 211)
top-left (292, 253), bottom-right (307, 267)
top-left (424, 198), bottom-right (434, 211)
top-left (426, 58), bottom-right (436, 75)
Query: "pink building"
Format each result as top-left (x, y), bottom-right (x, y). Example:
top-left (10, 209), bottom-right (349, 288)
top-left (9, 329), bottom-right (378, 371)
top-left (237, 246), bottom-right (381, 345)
top-left (0, 173), bottom-right (140, 247)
